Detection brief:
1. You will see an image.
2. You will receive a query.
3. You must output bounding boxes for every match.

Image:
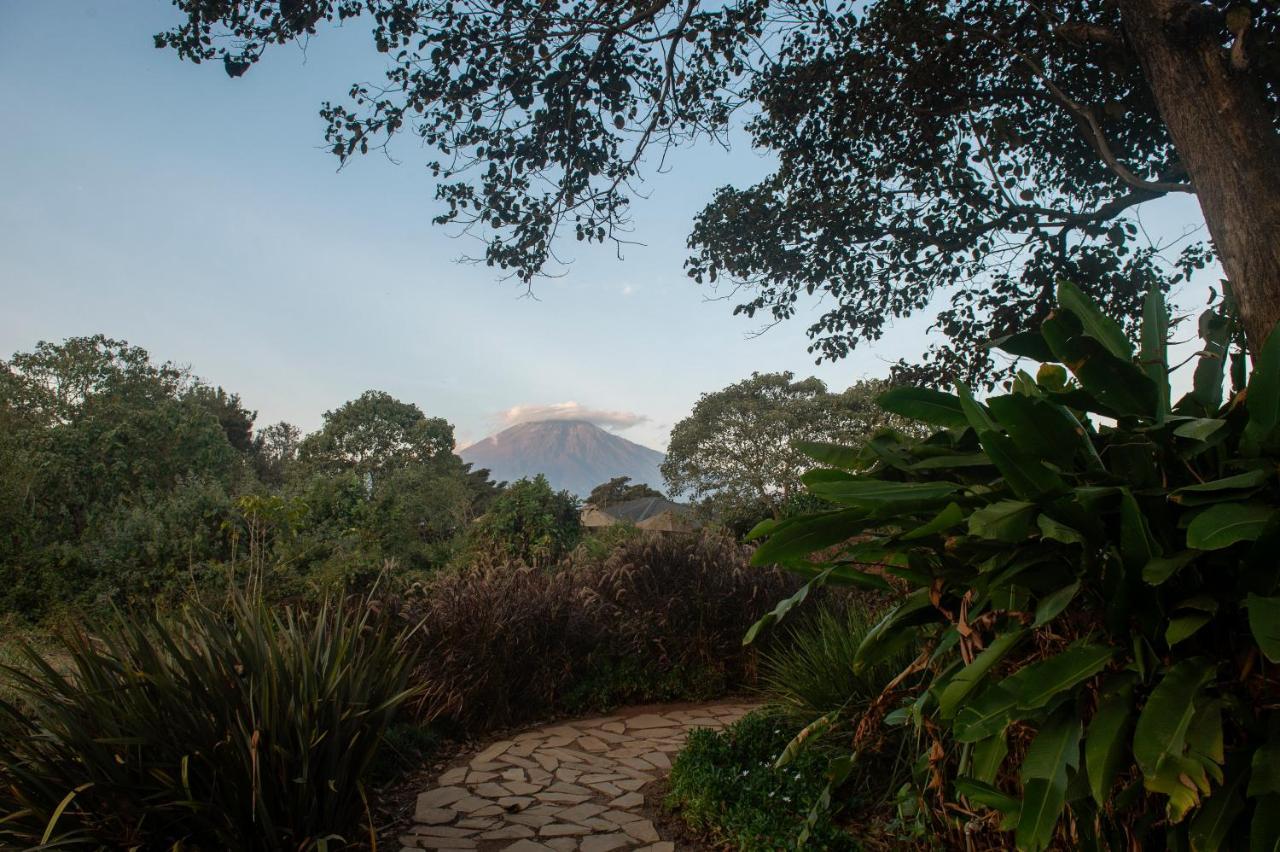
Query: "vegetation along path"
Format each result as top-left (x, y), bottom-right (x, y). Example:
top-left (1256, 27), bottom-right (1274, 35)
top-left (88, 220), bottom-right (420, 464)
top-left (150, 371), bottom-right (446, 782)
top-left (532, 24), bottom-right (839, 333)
top-left (402, 701), bottom-right (755, 852)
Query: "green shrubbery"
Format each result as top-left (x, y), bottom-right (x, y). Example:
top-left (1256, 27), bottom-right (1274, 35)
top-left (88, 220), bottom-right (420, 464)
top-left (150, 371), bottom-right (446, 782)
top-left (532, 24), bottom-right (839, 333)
top-left (667, 709), bottom-right (859, 850)
top-left (748, 282), bottom-right (1280, 849)
top-left (0, 587), bottom-right (421, 849)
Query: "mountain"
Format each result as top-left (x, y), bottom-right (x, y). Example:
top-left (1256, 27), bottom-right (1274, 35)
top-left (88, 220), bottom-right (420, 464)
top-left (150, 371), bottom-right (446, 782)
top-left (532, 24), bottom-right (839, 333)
top-left (459, 420), bottom-right (666, 498)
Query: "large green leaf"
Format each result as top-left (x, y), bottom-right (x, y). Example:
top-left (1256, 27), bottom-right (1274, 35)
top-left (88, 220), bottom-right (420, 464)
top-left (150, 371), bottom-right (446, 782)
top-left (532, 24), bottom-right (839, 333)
top-left (1142, 281), bottom-right (1171, 421)
top-left (989, 329), bottom-right (1056, 362)
top-left (1252, 794), bottom-right (1280, 852)
top-left (1144, 551), bottom-right (1199, 586)
top-left (902, 502), bottom-right (965, 541)
top-left (1189, 309), bottom-right (1232, 414)
top-left (877, 387), bottom-right (969, 429)
top-left (1042, 312), bottom-right (1157, 418)
top-left (1171, 469), bottom-right (1272, 505)
top-left (1249, 733), bottom-right (1280, 797)
top-left (794, 441), bottom-right (862, 470)
top-left (1058, 280), bottom-right (1133, 360)
top-left (971, 733), bottom-right (1009, 784)
top-left (1086, 678), bottom-right (1134, 805)
top-left (853, 590), bottom-right (936, 673)
top-left (987, 394), bottom-right (1090, 468)
top-left (808, 479), bottom-right (961, 510)
top-left (1188, 758), bottom-right (1246, 852)
top-left (938, 630), bottom-right (1026, 720)
top-left (750, 509), bottom-right (869, 566)
top-left (954, 685), bottom-right (1019, 743)
top-left (1186, 504), bottom-right (1275, 550)
top-left (1174, 418), bottom-right (1227, 442)
top-left (954, 777), bottom-right (1021, 817)
top-left (1133, 658), bottom-right (1216, 779)
top-left (1032, 581), bottom-right (1080, 628)
top-left (969, 500), bottom-right (1038, 543)
top-left (1016, 712), bottom-right (1081, 852)
top-left (1246, 594), bottom-right (1280, 662)
top-left (1006, 642), bottom-right (1115, 710)
top-left (742, 571), bottom-right (828, 645)
top-left (978, 430), bottom-right (1068, 500)
top-left (1244, 325), bottom-right (1280, 453)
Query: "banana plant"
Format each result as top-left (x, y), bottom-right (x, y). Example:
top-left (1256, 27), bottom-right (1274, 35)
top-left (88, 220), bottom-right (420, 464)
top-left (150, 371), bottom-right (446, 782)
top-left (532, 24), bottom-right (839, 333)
top-left (748, 280), bottom-right (1280, 850)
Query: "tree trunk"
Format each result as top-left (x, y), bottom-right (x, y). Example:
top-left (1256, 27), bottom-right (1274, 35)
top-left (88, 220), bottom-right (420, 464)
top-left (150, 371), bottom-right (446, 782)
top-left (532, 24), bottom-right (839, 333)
top-left (1119, 0), bottom-right (1280, 351)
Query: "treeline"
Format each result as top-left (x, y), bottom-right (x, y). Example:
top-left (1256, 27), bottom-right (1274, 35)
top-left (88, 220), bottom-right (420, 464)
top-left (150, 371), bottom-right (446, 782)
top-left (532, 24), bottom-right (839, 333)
top-left (0, 336), bottom-right (506, 620)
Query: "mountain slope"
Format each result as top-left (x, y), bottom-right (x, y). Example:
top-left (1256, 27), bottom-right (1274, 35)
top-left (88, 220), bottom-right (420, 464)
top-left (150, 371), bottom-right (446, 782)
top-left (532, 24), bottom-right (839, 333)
top-left (459, 420), bottom-right (665, 498)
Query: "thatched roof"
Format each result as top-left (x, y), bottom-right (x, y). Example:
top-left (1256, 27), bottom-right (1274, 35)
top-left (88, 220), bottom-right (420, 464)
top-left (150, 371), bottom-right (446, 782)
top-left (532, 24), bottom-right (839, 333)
top-left (580, 496), bottom-right (697, 529)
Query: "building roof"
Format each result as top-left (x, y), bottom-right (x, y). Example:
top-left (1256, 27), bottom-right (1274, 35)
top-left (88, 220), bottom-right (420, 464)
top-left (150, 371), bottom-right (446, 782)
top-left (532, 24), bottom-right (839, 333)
top-left (581, 496), bottom-right (695, 527)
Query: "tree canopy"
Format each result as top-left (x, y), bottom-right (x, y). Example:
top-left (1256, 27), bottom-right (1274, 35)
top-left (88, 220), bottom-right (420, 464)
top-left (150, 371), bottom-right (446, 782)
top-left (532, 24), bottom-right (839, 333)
top-left (158, 0), bottom-right (1280, 385)
top-left (586, 476), bottom-right (665, 508)
top-left (662, 373), bottom-right (918, 517)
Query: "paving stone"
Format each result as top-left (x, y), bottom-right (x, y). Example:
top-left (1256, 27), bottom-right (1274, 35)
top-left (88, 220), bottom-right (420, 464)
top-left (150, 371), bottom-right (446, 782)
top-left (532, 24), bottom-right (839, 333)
top-left (412, 825), bottom-right (479, 838)
top-left (623, 714), bottom-right (673, 730)
top-left (588, 782), bottom-right (622, 797)
top-left (534, 752), bottom-right (560, 771)
top-left (453, 796), bottom-right (497, 813)
top-left (555, 803), bottom-right (606, 824)
top-left (456, 817), bottom-right (499, 830)
top-left (545, 840), bottom-right (579, 852)
top-left (637, 844), bottom-right (675, 852)
top-left (576, 735), bottom-right (608, 752)
top-left (536, 792), bottom-right (592, 805)
top-left (466, 771), bottom-right (499, 784)
top-left (501, 841), bottom-right (555, 852)
top-left (600, 809), bottom-right (642, 826)
top-left (613, 778), bottom-right (647, 792)
top-left (474, 782), bottom-right (511, 798)
top-left (498, 795), bottom-right (536, 811)
top-left (580, 834), bottom-right (630, 852)
top-left (480, 825), bottom-right (536, 840)
top-left (415, 805), bottom-right (457, 825)
top-left (540, 823), bottom-right (591, 837)
top-left (643, 752), bottom-right (671, 770)
top-left (418, 787), bottom-right (469, 809)
top-left (504, 781), bottom-right (544, 796)
top-left (608, 793), bottom-right (644, 809)
top-left (600, 722), bottom-right (626, 734)
top-left (473, 740), bottom-right (516, 763)
top-left (438, 767), bottom-right (468, 785)
top-left (622, 820), bottom-right (659, 843)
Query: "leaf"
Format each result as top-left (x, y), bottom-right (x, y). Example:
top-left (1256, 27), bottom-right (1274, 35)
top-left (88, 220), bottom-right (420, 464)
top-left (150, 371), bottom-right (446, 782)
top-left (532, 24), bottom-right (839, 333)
top-left (907, 453), bottom-right (994, 470)
top-left (1174, 418), bottom-right (1227, 442)
top-left (1189, 309), bottom-right (1232, 414)
top-left (1246, 594), bottom-right (1280, 662)
top-left (794, 441), bottom-right (861, 470)
top-left (902, 502), bottom-right (965, 541)
top-left (1133, 658), bottom-right (1216, 779)
top-left (1016, 712), bottom-right (1081, 852)
top-left (1166, 614), bottom-right (1212, 647)
top-left (1058, 280), bottom-right (1133, 360)
top-left (853, 590), bottom-right (936, 673)
top-left (1037, 514), bottom-right (1084, 545)
top-left (1042, 312), bottom-right (1157, 418)
top-left (743, 571), bottom-right (828, 645)
top-left (1189, 758), bottom-right (1246, 852)
top-left (1250, 735), bottom-right (1280, 798)
top-left (969, 500), bottom-right (1038, 543)
top-left (971, 733), bottom-right (1009, 784)
top-left (1251, 794), bottom-right (1280, 852)
top-left (1119, 489), bottom-right (1155, 569)
top-left (1086, 678), bottom-right (1134, 804)
top-left (877, 387), bottom-right (969, 429)
top-left (978, 430), bottom-right (1068, 500)
top-left (774, 712), bottom-right (834, 769)
top-left (954, 685), bottom-right (1019, 743)
top-left (1006, 642), bottom-right (1115, 710)
top-left (808, 479), bottom-right (961, 509)
top-left (800, 468), bottom-right (855, 487)
top-left (743, 517), bottom-right (780, 542)
top-left (954, 777), bottom-right (1021, 815)
top-left (938, 629), bottom-right (1026, 720)
top-left (1142, 281), bottom-right (1171, 420)
top-left (1244, 325), bottom-right (1280, 453)
top-left (1033, 581), bottom-right (1080, 628)
top-left (989, 329), bottom-right (1056, 362)
top-left (751, 509), bottom-right (868, 566)
top-left (1144, 551), bottom-right (1199, 586)
top-left (1171, 469), bottom-right (1271, 502)
top-left (1186, 504), bottom-right (1275, 550)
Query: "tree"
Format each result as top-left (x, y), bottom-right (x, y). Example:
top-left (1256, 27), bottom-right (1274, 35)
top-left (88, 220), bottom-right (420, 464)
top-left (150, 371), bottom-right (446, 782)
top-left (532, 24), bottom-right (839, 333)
top-left (297, 390), bottom-right (454, 478)
top-left (159, 1), bottom-right (1280, 385)
top-left (586, 476), bottom-right (665, 508)
top-left (662, 374), bottom-right (917, 517)
top-left (470, 475), bottom-right (582, 567)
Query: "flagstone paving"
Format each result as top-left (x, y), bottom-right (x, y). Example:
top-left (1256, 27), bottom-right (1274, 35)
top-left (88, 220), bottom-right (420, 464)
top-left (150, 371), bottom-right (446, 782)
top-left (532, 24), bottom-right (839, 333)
top-left (400, 701), bottom-right (756, 852)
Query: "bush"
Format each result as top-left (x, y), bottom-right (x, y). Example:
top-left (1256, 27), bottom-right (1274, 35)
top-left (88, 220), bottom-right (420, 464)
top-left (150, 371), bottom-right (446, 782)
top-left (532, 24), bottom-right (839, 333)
top-left (749, 281), bottom-right (1280, 849)
top-left (407, 530), bottom-right (795, 729)
top-left (667, 709), bottom-right (858, 850)
top-left (467, 475), bottom-right (581, 567)
top-left (0, 588), bottom-right (421, 850)
top-left (760, 597), bottom-right (907, 727)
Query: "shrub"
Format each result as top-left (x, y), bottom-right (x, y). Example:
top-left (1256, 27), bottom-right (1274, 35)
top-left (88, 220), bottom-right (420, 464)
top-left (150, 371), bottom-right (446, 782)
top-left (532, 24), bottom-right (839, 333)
top-left (760, 597), bottom-right (907, 727)
top-left (468, 475), bottom-right (582, 567)
top-left (0, 588), bottom-right (421, 850)
top-left (407, 530), bottom-right (794, 729)
top-left (748, 281), bottom-right (1280, 849)
top-left (667, 708), bottom-right (858, 850)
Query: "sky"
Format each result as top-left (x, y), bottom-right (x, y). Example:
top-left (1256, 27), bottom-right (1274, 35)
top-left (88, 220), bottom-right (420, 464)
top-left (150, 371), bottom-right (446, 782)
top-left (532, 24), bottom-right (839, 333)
top-left (1, 2), bottom-right (1216, 452)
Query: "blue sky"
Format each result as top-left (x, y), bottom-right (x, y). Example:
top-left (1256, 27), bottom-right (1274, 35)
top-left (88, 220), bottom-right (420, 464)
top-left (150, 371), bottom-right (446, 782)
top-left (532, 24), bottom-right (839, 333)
top-left (1, 1), bottom-right (1215, 451)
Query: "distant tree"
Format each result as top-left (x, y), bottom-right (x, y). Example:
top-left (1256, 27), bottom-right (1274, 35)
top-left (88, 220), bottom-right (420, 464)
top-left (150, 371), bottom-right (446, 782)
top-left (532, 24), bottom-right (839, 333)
top-left (663, 374), bottom-right (918, 518)
top-left (158, 0), bottom-right (1280, 384)
top-left (252, 421), bottom-right (302, 487)
top-left (297, 391), bottom-right (454, 478)
top-left (470, 475), bottom-right (581, 567)
top-left (189, 386), bottom-right (257, 453)
top-left (586, 476), bottom-right (665, 508)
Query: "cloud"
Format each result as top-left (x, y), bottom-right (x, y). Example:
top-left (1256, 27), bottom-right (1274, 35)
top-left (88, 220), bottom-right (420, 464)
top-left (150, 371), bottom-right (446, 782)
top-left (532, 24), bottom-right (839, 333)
top-left (621, 284), bottom-right (635, 297)
top-left (500, 401), bottom-right (649, 430)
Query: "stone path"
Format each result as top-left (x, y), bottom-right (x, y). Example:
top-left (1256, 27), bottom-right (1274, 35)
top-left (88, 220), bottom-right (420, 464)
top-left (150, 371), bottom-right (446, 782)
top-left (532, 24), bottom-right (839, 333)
top-left (401, 701), bottom-right (755, 852)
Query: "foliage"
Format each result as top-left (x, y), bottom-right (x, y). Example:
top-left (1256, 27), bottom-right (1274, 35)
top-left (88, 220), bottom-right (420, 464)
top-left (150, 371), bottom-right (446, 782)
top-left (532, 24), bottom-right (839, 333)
top-left (664, 374), bottom-right (919, 518)
top-left (761, 597), bottom-right (908, 729)
top-left (0, 587), bottom-right (422, 850)
top-left (404, 530), bottom-right (794, 729)
top-left (586, 475), bottom-right (665, 507)
top-left (469, 474), bottom-right (582, 567)
top-left (666, 708), bottom-right (858, 851)
top-left (296, 390), bottom-right (455, 478)
top-left (154, 0), bottom-right (1275, 382)
top-left (749, 280), bottom-right (1280, 849)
